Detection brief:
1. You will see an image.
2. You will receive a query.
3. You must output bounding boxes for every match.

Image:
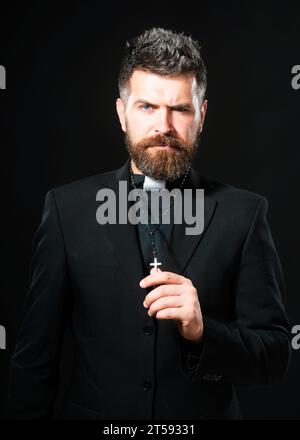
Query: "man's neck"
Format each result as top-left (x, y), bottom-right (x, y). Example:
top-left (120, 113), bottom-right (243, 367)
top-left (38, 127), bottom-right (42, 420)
top-left (130, 159), bottom-right (143, 175)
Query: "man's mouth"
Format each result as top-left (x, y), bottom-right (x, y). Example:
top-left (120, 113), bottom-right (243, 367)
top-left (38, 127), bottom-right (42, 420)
top-left (150, 145), bottom-right (174, 150)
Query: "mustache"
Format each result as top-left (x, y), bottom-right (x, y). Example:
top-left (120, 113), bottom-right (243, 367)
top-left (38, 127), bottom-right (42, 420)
top-left (137, 134), bottom-right (184, 150)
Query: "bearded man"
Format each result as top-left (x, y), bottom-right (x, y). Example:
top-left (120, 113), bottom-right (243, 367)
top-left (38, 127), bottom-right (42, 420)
top-left (6, 28), bottom-right (290, 420)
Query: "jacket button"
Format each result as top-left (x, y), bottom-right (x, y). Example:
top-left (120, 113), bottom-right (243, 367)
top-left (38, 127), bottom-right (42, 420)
top-left (143, 379), bottom-right (152, 391)
top-left (143, 325), bottom-right (153, 335)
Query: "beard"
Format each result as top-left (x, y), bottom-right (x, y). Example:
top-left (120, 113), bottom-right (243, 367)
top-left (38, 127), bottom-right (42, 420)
top-left (125, 128), bottom-right (201, 181)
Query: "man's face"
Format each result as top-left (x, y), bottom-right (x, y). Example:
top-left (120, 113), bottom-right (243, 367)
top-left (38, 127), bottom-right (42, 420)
top-left (116, 69), bottom-right (207, 181)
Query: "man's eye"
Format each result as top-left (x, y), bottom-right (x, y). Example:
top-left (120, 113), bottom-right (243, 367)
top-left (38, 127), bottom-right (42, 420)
top-left (140, 104), bottom-right (152, 111)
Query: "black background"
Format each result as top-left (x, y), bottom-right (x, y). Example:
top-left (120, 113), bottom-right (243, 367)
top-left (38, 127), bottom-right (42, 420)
top-left (1, 1), bottom-right (299, 419)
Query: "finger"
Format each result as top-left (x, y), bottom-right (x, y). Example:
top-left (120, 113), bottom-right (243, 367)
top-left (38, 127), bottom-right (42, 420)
top-left (143, 284), bottom-right (182, 308)
top-left (140, 271), bottom-right (185, 289)
top-left (147, 295), bottom-right (184, 317)
top-left (155, 307), bottom-right (183, 321)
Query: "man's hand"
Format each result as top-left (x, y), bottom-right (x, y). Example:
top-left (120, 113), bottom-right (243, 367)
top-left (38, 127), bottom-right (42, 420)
top-left (139, 268), bottom-right (204, 342)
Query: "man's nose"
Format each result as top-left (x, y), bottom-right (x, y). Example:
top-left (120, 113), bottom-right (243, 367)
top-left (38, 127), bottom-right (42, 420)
top-left (154, 109), bottom-right (173, 134)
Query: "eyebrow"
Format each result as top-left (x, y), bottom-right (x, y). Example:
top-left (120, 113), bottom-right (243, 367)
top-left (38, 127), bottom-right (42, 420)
top-left (133, 99), bottom-right (193, 111)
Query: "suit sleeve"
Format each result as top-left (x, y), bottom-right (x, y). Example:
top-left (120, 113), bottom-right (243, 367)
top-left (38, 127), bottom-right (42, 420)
top-left (6, 190), bottom-right (70, 419)
top-left (180, 197), bottom-right (291, 385)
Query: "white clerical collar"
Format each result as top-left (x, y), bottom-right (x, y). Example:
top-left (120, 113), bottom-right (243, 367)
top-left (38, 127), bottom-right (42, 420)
top-left (143, 175), bottom-right (166, 191)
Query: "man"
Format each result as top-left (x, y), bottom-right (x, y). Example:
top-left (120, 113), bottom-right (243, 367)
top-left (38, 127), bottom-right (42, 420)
top-left (6, 28), bottom-right (290, 420)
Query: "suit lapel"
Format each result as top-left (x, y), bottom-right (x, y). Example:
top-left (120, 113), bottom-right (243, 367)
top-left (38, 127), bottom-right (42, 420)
top-left (168, 187), bottom-right (217, 276)
top-left (98, 159), bottom-right (146, 292)
top-left (161, 165), bottom-right (217, 275)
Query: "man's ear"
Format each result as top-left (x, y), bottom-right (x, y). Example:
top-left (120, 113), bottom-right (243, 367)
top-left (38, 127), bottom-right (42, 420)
top-left (200, 99), bottom-right (208, 132)
top-left (116, 98), bottom-right (127, 133)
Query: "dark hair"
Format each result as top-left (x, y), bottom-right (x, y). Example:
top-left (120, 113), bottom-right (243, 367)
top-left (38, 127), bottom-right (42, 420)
top-left (118, 27), bottom-right (207, 102)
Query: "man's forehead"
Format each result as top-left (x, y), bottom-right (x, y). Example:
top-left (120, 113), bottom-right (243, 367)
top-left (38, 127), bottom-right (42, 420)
top-left (128, 69), bottom-right (198, 103)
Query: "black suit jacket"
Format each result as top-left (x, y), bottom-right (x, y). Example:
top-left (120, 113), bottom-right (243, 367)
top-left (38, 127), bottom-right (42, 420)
top-left (6, 158), bottom-right (291, 420)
